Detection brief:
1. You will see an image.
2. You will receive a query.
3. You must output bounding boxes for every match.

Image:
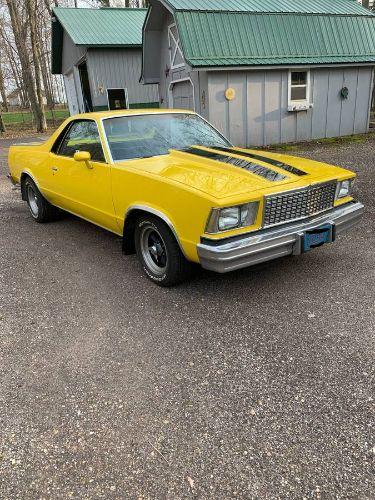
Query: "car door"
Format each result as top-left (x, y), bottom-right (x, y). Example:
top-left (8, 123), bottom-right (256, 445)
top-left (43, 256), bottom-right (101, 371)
top-left (48, 119), bottom-right (119, 234)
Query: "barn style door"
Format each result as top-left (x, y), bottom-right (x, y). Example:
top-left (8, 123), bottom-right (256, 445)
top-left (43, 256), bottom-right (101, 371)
top-left (169, 78), bottom-right (194, 111)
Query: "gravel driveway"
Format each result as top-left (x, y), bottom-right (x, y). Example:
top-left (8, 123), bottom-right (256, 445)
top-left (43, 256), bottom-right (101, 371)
top-left (0, 136), bottom-right (374, 498)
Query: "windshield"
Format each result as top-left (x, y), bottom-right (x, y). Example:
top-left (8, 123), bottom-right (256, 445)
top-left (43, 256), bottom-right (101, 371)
top-left (102, 113), bottom-right (231, 161)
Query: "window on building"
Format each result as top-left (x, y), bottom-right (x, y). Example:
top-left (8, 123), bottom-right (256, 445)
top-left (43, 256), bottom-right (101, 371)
top-left (57, 120), bottom-right (105, 162)
top-left (289, 70), bottom-right (310, 103)
top-left (168, 24), bottom-right (184, 69)
top-left (107, 88), bottom-right (128, 111)
top-left (288, 70), bottom-right (311, 111)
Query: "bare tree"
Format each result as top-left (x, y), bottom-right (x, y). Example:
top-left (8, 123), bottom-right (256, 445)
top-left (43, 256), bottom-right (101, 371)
top-left (5, 0), bottom-right (47, 131)
top-left (26, 0), bottom-right (47, 129)
top-left (0, 113), bottom-right (5, 133)
top-left (0, 56), bottom-right (9, 111)
top-left (0, 21), bottom-right (25, 105)
top-left (38, 4), bottom-right (54, 108)
top-left (1, 0), bottom-right (135, 134)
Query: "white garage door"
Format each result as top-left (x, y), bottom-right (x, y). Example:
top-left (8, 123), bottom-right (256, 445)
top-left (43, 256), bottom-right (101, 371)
top-left (170, 79), bottom-right (194, 110)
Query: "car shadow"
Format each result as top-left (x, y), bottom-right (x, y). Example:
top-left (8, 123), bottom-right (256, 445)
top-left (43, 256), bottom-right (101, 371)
top-left (46, 208), bottom-right (340, 302)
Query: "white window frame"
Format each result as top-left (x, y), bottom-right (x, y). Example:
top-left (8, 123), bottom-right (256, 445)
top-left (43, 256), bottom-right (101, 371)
top-left (288, 69), bottom-right (313, 112)
top-left (168, 23), bottom-right (185, 70)
top-left (168, 77), bottom-right (195, 111)
top-left (106, 88), bottom-right (129, 111)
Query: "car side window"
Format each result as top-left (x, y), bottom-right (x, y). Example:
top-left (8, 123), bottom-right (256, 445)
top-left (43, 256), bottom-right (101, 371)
top-left (57, 120), bottom-right (106, 162)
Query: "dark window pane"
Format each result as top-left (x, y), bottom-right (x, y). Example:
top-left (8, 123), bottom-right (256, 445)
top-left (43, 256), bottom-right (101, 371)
top-left (291, 72), bottom-right (307, 86)
top-left (107, 89), bottom-right (127, 110)
top-left (51, 122), bottom-right (71, 153)
top-left (291, 86), bottom-right (307, 101)
top-left (58, 120), bottom-right (105, 162)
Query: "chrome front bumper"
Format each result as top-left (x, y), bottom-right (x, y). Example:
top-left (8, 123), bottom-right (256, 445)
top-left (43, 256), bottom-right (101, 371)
top-left (197, 202), bottom-right (364, 273)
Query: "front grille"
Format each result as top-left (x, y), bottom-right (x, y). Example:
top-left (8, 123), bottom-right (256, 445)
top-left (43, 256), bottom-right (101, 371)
top-left (263, 182), bottom-right (337, 227)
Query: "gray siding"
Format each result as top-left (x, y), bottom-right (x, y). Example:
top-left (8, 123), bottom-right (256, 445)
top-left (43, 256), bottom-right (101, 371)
top-left (207, 67), bottom-right (374, 147)
top-left (61, 32), bottom-right (87, 113)
top-left (198, 71), bottom-right (209, 120)
top-left (61, 31), bottom-right (86, 74)
top-left (87, 48), bottom-right (159, 109)
top-left (61, 30), bottom-right (158, 113)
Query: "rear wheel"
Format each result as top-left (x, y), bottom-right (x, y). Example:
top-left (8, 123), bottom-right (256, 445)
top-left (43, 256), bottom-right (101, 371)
top-left (134, 215), bottom-right (191, 286)
top-left (23, 176), bottom-right (60, 223)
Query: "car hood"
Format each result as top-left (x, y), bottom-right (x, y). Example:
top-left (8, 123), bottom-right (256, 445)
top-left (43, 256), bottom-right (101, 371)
top-left (119, 146), bottom-right (349, 200)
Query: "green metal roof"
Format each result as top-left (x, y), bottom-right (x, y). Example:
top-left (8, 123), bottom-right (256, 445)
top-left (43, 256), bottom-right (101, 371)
top-left (167, 2), bottom-right (375, 68)
top-left (165, 0), bottom-right (373, 16)
top-left (53, 7), bottom-right (146, 46)
top-left (51, 7), bottom-right (146, 74)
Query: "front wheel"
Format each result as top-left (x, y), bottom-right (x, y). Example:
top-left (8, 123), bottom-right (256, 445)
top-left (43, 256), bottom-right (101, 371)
top-left (134, 215), bottom-right (191, 286)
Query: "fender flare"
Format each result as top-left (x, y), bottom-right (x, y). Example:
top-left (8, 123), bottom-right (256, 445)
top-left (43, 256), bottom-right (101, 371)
top-left (124, 204), bottom-right (187, 258)
top-left (20, 170), bottom-right (41, 201)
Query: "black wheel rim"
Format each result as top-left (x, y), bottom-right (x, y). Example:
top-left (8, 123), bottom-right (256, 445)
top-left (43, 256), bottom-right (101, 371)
top-left (140, 225), bottom-right (168, 276)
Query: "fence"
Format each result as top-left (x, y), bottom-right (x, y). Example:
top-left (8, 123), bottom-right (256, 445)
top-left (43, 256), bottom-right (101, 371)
top-left (2, 107), bottom-right (69, 127)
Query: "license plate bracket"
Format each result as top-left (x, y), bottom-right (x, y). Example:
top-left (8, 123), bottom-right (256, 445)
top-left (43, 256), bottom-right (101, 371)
top-left (303, 224), bottom-right (333, 253)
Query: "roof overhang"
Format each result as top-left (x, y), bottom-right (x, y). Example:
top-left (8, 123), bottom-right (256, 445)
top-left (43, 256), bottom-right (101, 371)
top-left (51, 15), bottom-right (64, 74)
top-left (191, 62), bottom-right (375, 72)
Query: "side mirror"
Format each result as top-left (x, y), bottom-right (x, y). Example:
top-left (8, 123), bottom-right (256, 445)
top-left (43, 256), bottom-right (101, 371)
top-left (74, 151), bottom-right (91, 162)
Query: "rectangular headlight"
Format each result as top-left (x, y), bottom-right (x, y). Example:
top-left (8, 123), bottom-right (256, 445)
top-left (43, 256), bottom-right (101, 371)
top-left (218, 206), bottom-right (240, 231)
top-left (206, 202), bottom-right (259, 234)
top-left (336, 179), bottom-right (354, 199)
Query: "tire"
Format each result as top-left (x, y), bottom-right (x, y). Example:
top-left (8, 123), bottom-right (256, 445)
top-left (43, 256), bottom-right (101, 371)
top-left (134, 215), bottom-right (191, 286)
top-left (23, 176), bottom-right (60, 223)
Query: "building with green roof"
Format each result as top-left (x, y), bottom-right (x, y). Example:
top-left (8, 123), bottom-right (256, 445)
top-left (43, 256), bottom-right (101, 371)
top-left (142, 0), bottom-right (375, 145)
top-left (51, 7), bottom-right (159, 114)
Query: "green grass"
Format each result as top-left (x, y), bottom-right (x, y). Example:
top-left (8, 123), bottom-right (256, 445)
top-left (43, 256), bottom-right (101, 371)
top-left (318, 134), bottom-right (369, 144)
top-left (264, 131), bottom-right (375, 152)
top-left (2, 109), bottom-right (69, 124)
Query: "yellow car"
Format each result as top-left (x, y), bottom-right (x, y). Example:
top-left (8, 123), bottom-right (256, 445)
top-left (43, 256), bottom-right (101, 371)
top-left (8, 109), bottom-right (363, 286)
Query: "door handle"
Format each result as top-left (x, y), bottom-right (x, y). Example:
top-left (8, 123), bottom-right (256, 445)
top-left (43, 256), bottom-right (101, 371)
top-left (52, 166), bottom-right (58, 172)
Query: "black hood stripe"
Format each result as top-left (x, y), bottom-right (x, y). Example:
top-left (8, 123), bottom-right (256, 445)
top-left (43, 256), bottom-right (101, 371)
top-left (215, 147), bottom-right (307, 177)
top-left (183, 147), bottom-right (288, 182)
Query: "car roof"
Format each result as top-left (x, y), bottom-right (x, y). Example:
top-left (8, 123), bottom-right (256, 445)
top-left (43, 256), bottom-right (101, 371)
top-left (75, 109), bottom-right (196, 120)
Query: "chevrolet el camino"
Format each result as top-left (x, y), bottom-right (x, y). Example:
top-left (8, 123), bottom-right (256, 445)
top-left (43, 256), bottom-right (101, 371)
top-left (8, 110), bottom-right (364, 286)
